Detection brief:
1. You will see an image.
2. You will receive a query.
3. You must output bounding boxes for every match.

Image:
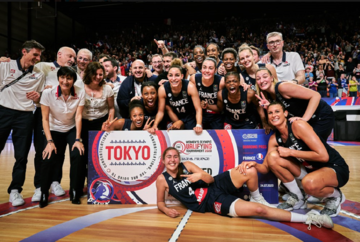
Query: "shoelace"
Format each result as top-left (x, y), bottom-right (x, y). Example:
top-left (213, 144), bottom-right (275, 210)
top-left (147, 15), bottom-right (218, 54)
top-left (306, 214), bottom-right (323, 230)
top-left (286, 193), bottom-right (299, 206)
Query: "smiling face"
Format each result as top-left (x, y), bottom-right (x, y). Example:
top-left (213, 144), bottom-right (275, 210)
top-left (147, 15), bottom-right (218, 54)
top-left (77, 51), bottom-right (91, 71)
top-left (103, 61), bottom-right (116, 78)
top-left (163, 56), bottom-right (173, 72)
top-left (267, 104), bottom-right (288, 127)
top-left (168, 67), bottom-right (183, 88)
top-left (223, 53), bottom-right (236, 71)
top-left (57, 47), bottom-right (76, 67)
top-left (206, 44), bottom-right (219, 60)
top-left (58, 75), bottom-right (74, 93)
top-left (194, 47), bottom-right (205, 65)
top-left (22, 48), bottom-right (42, 67)
top-left (201, 60), bottom-right (216, 80)
top-left (225, 74), bottom-right (240, 94)
top-left (130, 107), bottom-right (145, 128)
top-left (132, 60), bottom-right (145, 80)
top-left (162, 148), bottom-right (180, 174)
top-left (91, 68), bottom-right (104, 85)
top-left (142, 86), bottom-right (157, 108)
top-left (152, 56), bottom-right (163, 72)
top-left (239, 49), bottom-right (254, 69)
top-left (256, 69), bottom-right (273, 91)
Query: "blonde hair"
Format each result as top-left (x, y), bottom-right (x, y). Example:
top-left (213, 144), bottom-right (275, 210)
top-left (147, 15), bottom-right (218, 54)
top-left (170, 58), bottom-right (183, 67)
top-left (238, 43), bottom-right (254, 55)
top-left (255, 67), bottom-right (278, 99)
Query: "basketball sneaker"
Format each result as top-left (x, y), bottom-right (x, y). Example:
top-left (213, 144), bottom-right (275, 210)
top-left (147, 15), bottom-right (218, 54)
top-left (307, 196), bottom-right (324, 203)
top-left (51, 182), bottom-right (65, 196)
top-left (305, 211), bottom-right (334, 230)
top-left (9, 190), bottom-right (25, 207)
top-left (31, 187), bottom-right (41, 202)
top-left (277, 192), bottom-right (307, 211)
top-left (320, 190), bottom-right (346, 217)
top-left (250, 195), bottom-right (276, 208)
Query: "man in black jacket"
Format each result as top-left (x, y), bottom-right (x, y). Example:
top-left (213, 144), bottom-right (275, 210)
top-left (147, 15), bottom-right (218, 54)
top-left (116, 59), bottom-right (157, 118)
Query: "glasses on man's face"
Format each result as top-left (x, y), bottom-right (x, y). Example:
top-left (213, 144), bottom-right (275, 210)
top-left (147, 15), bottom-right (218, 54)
top-left (268, 40), bottom-right (282, 47)
top-left (78, 57), bottom-right (90, 62)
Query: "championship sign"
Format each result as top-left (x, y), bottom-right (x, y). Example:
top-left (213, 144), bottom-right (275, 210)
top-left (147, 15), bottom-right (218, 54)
top-left (88, 129), bottom-right (278, 205)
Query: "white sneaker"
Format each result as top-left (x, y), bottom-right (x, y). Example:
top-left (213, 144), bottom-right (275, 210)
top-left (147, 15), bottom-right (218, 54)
top-left (250, 195), bottom-right (276, 208)
top-left (9, 190), bottom-right (25, 207)
top-left (31, 188), bottom-right (42, 202)
top-left (305, 211), bottom-right (334, 230)
top-left (51, 182), bottom-right (65, 196)
top-left (320, 190), bottom-right (346, 217)
top-left (307, 196), bottom-right (324, 203)
top-left (277, 192), bottom-right (307, 211)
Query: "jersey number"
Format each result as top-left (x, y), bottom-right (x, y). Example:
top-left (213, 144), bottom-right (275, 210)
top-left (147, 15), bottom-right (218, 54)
top-left (188, 187), bottom-right (194, 196)
top-left (176, 106), bottom-right (186, 113)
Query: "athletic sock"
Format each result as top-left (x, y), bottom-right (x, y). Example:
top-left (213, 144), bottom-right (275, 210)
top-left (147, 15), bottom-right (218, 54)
top-left (283, 179), bottom-right (304, 200)
top-left (324, 187), bottom-right (340, 198)
top-left (290, 212), bottom-right (307, 222)
top-left (250, 188), bottom-right (262, 200)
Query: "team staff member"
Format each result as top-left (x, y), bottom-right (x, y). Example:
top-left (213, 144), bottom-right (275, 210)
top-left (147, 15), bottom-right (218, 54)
top-left (255, 67), bottom-right (334, 141)
top-left (149, 65), bottom-right (203, 134)
top-left (117, 59), bottom-right (157, 118)
top-left (261, 32), bottom-right (305, 85)
top-left (40, 66), bottom-right (85, 208)
top-left (190, 58), bottom-right (225, 129)
top-left (238, 102), bottom-right (349, 216)
top-left (0, 40), bottom-right (45, 207)
top-left (29, 46), bottom-right (81, 202)
top-left (157, 147), bottom-right (334, 230)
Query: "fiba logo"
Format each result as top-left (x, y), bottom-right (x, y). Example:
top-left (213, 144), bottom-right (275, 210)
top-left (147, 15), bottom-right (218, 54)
top-left (242, 133), bottom-right (258, 139)
top-left (256, 153), bottom-right (264, 160)
top-left (88, 179), bottom-right (114, 204)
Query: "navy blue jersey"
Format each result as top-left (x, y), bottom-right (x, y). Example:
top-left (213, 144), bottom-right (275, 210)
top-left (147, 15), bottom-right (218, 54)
top-left (275, 121), bottom-right (348, 171)
top-left (140, 98), bottom-right (157, 121)
top-left (273, 82), bottom-right (332, 124)
top-left (195, 73), bottom-right (221, 114)
top-left (122, 119), bottom-right (133, 130)
top-left (241, 63), bottom-right (265, 91)
top-left (164, 79), bottom-right (195, 120)
top-left (222, 87), bottom-right (257, 129)
top-left (163, 163), bottom-right (209, 213)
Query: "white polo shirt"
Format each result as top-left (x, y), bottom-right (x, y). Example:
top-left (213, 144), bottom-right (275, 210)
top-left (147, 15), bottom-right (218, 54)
top-left (269, 52), bottom-right (305, 81)
top-left (40, 85), bottom-right (85, 132)
top-left (36, 61), bottom-right (84, 89)
top-left (0, 59), bottom-right (45, 111)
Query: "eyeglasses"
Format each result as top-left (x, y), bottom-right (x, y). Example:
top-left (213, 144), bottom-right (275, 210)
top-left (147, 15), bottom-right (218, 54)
top-left (78, 57), bottom-right (90, 62)
top-left (268, 40), bottom-right (282, 47)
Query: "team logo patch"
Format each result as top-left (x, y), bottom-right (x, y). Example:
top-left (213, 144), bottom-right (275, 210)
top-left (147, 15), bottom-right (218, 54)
top-left (214, 201), bottom-right (222, 214)
top-left (246, 77), bottom-right (249, 81)
top-left (168, 93), bottom-right (172, 97)
top-left (51, 67), bottom-right (56, 71)
top-left (224, 99), bottom-right (227, 104)
top-left (197, 82), bottom-right (201, 86)
top-left (10, 69), bottom-right (15, 74)
top-left (168, 176), bottom-right (173, 181)
top-left (241, 101), bottom-right (246, 109)
top-left (182, 91), bottom-right (187, 98)
top-left (213, 84), bottom-right (218, 92)
top-left (256, 153), bottom-right (264, 160)
top-left (88, 178), bottom-right (114, 204)
top-left (278, 138), bottom-right (282, 143)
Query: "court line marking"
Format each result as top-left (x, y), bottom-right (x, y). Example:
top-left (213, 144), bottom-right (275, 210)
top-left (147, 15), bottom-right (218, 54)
top-left (169, 209), bottom-right (193, 242)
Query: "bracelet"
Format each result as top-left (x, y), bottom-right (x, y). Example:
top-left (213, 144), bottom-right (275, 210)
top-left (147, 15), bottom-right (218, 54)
top-left (196, 124), bottom-right (202, 128)
top-left (47, 140), bottom-right (53, 143)
top-left (292, 79), bottom-right (299, 84)
top-left (75, 138), bottom-right (83, 143)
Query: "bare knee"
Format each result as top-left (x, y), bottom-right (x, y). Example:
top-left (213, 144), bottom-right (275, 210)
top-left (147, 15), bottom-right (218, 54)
top-left (302, 176), bottom-right (320, 195)
top-left (253, 205), bottom-right (268, 217)
top-left (245, 166), bottom-right (258, 178)
top-left (267, 151), bottom-right (281, 168)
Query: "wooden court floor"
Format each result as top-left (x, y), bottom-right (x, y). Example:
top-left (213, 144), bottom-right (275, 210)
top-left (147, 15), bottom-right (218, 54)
top-left (0, 143), bottom-right (360, 241)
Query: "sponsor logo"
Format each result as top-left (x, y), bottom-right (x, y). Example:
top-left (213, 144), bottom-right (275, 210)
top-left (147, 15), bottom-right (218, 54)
top-left (224, 123), bottom-right (232, 130)
top-left (243, 145), bottom-right (258, 149)
top-left (214, 201), bottom-right (222, 214)
top-left (51, 67), bottom-right (56, 71)
top-left (10, 69), bottom-right (15, 74)
top-left (242, 133), bottom-right (258, 139)
top-left (195, 187), bottom-right (208, 203)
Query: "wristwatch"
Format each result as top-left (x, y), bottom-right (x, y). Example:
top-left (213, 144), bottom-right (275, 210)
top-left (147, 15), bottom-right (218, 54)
top-left (47, 139), bottom-right (53, 143)
top-left (75, 138), bottom-right (83, 143)
top-left (292, 79), bottom-right (299, 84)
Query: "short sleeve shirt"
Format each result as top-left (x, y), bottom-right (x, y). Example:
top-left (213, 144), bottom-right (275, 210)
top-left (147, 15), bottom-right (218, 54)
top-left (82, 84), bottom-right (114, 120)
top-left (40, 85), bottom-right (85, 132)
top-left (0, 59), bottom-right (45, 111)
top-left (270, 52), bottom-right (305, 81)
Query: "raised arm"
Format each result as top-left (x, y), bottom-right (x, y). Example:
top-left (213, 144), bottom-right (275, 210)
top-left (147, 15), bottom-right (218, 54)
top-left (148, 86), bottom-right (166, 134)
